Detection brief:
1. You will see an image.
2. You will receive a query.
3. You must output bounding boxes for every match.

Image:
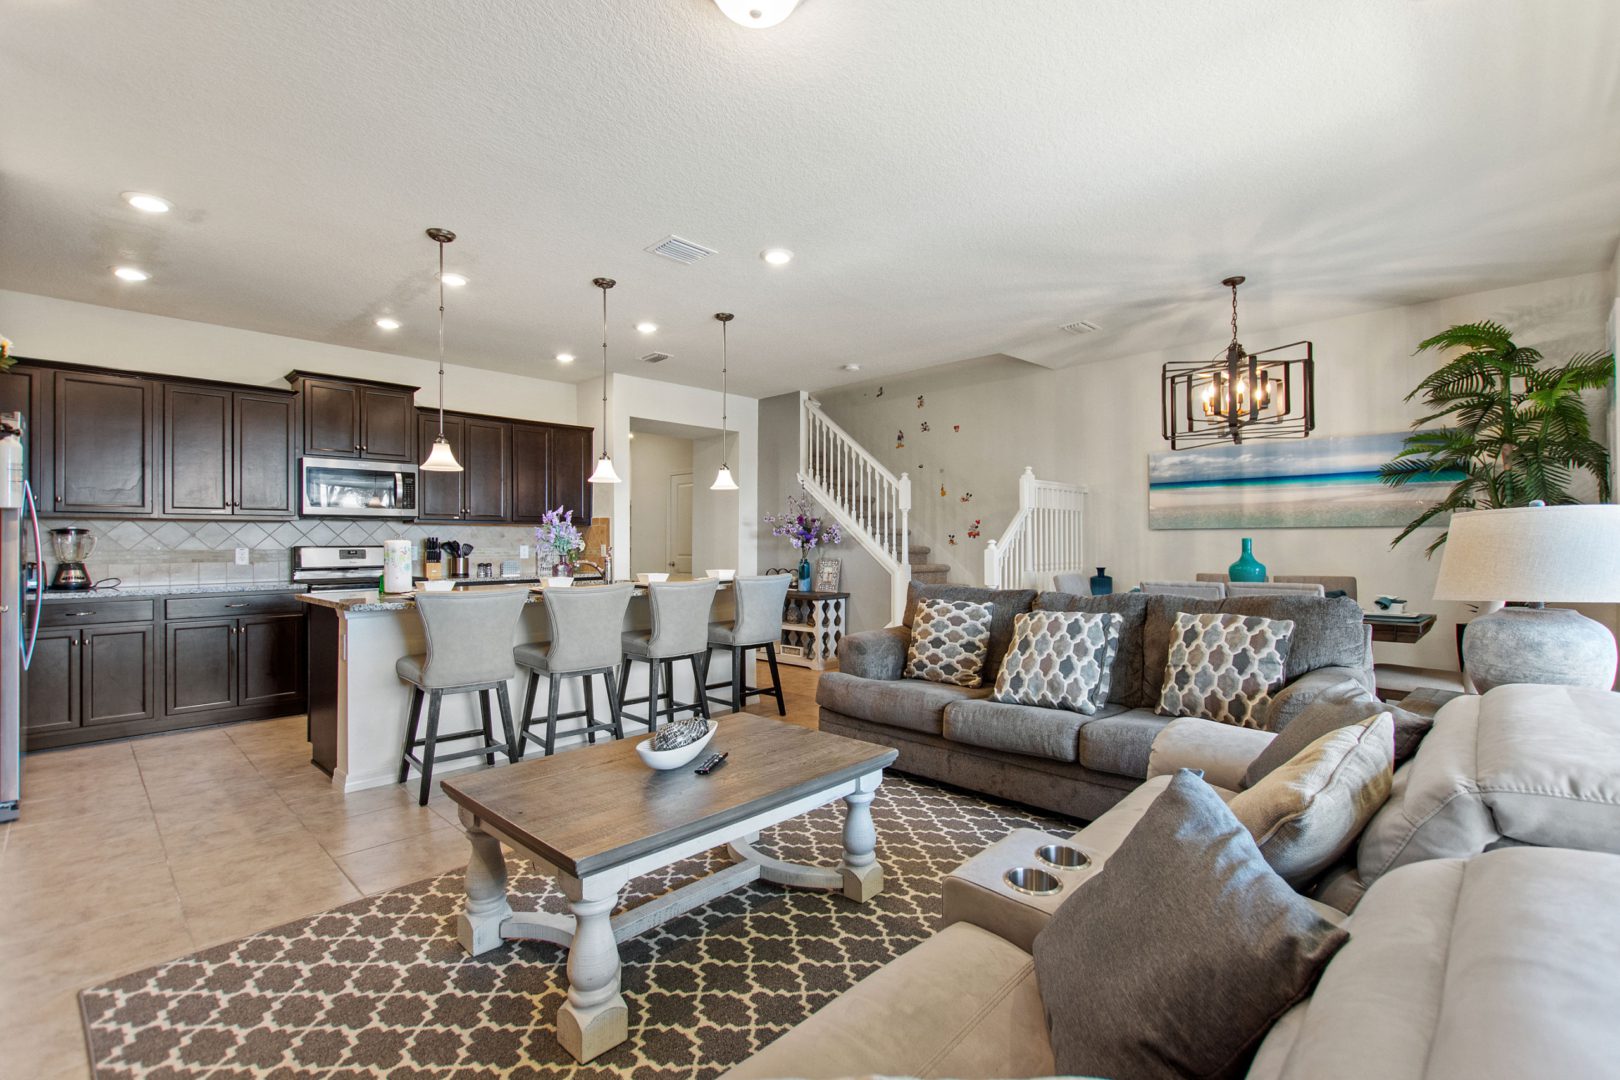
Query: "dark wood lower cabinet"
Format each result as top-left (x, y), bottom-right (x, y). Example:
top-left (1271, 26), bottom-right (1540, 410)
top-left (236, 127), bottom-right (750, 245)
top-left (24, 593), bottom-right (308, 750)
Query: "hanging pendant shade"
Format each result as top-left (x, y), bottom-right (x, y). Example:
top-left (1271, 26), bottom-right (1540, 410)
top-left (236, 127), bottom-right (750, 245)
top-left (589, 277), bottom-right (621, 485)
top-left (420, 228), bottom-right (464, 472)
top-left (710, 311), bottom-right (738, 491)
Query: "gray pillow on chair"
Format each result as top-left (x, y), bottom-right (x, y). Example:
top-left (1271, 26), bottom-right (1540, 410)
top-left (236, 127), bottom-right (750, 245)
top-left (1032, 769), bottom-right (1348, 1080)
top-left (1243, 678), bottom-right (1432, 789)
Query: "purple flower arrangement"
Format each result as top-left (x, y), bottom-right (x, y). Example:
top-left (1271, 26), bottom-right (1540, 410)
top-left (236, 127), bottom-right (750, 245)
top-left (764, 495), bottom-right (842, 552)
top-left (535, 506), bottom-right (584, 567)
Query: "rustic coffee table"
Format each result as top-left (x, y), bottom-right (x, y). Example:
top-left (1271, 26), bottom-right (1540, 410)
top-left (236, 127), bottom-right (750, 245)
top-left (440, 714), bottom-right (899, 1062)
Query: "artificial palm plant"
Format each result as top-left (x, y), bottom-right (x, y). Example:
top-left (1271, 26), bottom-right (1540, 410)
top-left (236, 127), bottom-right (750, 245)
top-left (1379, 321), bottom-right (1613, 555)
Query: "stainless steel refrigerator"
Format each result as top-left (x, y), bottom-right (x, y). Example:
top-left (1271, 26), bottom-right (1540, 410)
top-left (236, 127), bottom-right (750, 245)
top-left (1, 410), bottom-right (43, 823)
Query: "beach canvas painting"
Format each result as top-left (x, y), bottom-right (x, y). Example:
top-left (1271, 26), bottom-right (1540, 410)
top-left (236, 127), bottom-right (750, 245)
top-left (1148, 432), bottom-right (1461, 530)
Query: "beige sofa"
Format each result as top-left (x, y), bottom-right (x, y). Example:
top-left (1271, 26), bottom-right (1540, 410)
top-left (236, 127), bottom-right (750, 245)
top-left (726, 685), bottom-right (1620, 1079)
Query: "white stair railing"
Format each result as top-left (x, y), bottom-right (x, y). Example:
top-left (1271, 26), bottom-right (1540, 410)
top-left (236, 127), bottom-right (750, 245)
top-left (797, 393), bottom-right (912, 624)
top-left (983, 467), bottom-right (1087, 590)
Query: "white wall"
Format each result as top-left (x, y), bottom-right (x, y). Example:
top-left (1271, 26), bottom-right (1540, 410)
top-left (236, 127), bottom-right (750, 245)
top-left (0, 289), bottom-right (579, 423)
top-left (627, 432), bottom-right (693, 576)
top-left (691, 435), bottom-right (739, 573)
top-left (818, 271), bottom-right (1615, 669)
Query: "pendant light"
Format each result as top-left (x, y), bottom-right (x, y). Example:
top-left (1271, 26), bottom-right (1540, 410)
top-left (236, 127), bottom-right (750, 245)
top-left (711, 312), bottom-right (739, 491)
top-left (420, 228), bottom-right (463, 472)
top-left (588, 277), bottom-right (622, 484)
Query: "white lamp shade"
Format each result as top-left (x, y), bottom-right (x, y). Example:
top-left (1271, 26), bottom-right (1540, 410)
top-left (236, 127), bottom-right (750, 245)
top-left (1433, 505), bottom-right (1620, 603)
top-left (714, 0), bottom-right (801, 28)
top-left (420, 435), bottom-right (463, 472)
top-left (711, 465), bottom-right (739, 491)
top-left (589, 454), bottom-right (622, 485)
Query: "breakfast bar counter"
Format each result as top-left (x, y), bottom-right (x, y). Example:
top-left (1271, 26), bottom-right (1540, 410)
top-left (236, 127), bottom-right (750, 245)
top-left (299, 581), bottom-right (739, 792)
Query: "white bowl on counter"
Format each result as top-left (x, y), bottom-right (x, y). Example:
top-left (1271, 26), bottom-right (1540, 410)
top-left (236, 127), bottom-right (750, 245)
top-left (636, 572), bottom-right (670, 584)
top-left (704, 569), bottom-right (736, 581)
top-left (419, 580), bottom-right (456, 593)
top-left (546, 576), bottom-right (574, 588)
top-left (635, 722), bottom-right (716, 770)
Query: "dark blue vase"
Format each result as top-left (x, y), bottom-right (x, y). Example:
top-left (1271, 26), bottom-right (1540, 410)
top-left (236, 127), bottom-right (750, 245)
top-left (1089, 567), bottom-right (1113, 595)
top-left (798, 556), bottom-right (812, 592)
top-left (1229, 538), bottom-right (1267, 583)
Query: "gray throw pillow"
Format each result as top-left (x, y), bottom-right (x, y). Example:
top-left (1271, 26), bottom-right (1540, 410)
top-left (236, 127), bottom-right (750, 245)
top-left (1032, 770), bottom-right (1348, 1079)
top-left (1243, 678), bottom-right (1432, 789)
top-left (993, 610), bottom-right (1122, 713)
top-left (1157, 612), bottom-right (1295, 728)
top-left (905, 598), bottom-right (993, 687)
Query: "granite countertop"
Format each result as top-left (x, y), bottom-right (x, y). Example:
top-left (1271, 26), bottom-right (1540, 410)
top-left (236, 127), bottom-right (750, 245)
top-left (41, 582), bottom-right (309, 602)
top-left (298, 578), bottom-right (733, 615)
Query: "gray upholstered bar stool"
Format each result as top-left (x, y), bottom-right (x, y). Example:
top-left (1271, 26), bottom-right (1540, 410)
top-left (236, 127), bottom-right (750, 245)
top-left (705, 573), bottom-right (793, 717)
top-left (618, 578), bottom-right (719, 732)
top-left (513, 582), bottom-right (635, 758)
top-left (396, 588), bottom-right (530, 805)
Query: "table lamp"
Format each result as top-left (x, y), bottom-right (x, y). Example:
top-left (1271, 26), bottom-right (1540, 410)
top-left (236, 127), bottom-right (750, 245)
top-left (1433, 504), bottom-right (1620, 693)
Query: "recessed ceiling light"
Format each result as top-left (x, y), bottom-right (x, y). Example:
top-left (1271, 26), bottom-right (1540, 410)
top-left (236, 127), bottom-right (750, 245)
top-left (113, 266), bottom-right (150, 282)
top-left (761, 247), bottom-right (794, 266)
top-left (375, 317), bottom-right (401, 330)
top-left (636, 322), bottom-right (658, 334)
top-left (715, 0), bottom-right (802, 28)
top-left (556, 353), bottom-right (575, 363)
top-left (122, 192), bottom-right (172, 214)
top-left (440, 272), bottom-right (468, 288)
top-left (841, 363), bottom-right (861, 372)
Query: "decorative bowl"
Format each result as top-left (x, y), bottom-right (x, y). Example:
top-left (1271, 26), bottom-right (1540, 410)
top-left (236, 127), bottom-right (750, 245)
top-left (546, 576), bottom-right (574, 588)
top-left (704, 569), bottom-right (736, 581)
top-left (419, 580), bottom-right (456, 593)
top-left (636, 572), bottom-right (670, 584)
top-left (635, 722), bottom-right (716, 770)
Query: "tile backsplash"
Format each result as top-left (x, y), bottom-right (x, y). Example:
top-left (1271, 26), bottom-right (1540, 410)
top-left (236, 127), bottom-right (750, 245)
top-left (38, 518), bottom-right (553, 588)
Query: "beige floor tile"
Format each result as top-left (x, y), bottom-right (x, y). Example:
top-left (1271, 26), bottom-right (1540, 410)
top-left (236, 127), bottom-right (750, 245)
top-left (293, 799), bottom-right (449, 856)
top-left (180, 856), bottom-right (362, 950)
top-left (11, 781), bottom-right (153, 829)
top-left (164, 825), bottom-right (335, 894)
top-left (151, 786), bottom-right (303, 855)
top-left (1, 810), bottom-right (167, 878)
top-left (0, 988), bottom-right (96, 1080)
top-left (4, 858), bottom-right (180, 946)
top-left (0, 896), bottom-right (195, 997)
top-left (333, 821), bottom-right (470, 895)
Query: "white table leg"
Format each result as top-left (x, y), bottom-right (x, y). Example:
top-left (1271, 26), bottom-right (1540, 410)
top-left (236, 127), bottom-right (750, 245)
top-left (457, 808), bottom-right (514, 957)
top-left (556, 872), bottom-right (630, 1063)
top-left (839, 771), bottom-right (884, 901)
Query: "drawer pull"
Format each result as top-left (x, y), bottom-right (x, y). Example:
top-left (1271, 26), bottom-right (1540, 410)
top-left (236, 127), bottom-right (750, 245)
top-left (63, 611), bottom-right (96, 617)
top-left (225, 602), bottom-right (250, 609)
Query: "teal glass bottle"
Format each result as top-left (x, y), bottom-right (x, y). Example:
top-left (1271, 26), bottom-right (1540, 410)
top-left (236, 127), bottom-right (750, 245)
top-left (1228, 538), bottom-right (1266, 583)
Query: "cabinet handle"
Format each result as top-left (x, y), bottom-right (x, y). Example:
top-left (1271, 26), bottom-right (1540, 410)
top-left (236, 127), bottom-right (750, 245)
top-left (62, 611), bottom-right (96, 617)
top-left (225, 602), bottom-right (249, 609)
top-left (69, 638), bottom-right (77, 647)
top-left (54, 494), bottom-right (61, 503)
top-left (354, 443), bottom-right (362, 450)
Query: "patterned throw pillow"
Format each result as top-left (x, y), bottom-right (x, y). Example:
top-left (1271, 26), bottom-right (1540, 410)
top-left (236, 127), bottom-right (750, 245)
top-left (1158, 612), bottom-right (1295, 728)
top-left (905, 598), bottom-right (993, 687)
top-left (994, 610), bottom-right (1123, 713)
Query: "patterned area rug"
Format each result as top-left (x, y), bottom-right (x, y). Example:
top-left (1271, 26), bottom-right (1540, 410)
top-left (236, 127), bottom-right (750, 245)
top-left (81, 776), bottom-right (1072, 1078)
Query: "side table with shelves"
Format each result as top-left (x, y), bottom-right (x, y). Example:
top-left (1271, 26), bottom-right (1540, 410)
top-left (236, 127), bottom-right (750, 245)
top-left (778, 590), bottom-right (848, 671)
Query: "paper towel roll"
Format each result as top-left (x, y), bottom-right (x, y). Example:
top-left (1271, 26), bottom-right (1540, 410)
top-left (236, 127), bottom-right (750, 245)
top-left (383, 539), bottom-right (414, 594)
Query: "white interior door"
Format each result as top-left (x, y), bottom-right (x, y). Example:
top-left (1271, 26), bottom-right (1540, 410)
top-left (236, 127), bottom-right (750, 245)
top-left (668, 473), bottom-right (694, 575)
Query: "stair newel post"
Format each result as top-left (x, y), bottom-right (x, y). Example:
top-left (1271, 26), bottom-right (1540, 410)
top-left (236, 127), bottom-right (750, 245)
top-left (984, 539), bottom-right (1001, 589)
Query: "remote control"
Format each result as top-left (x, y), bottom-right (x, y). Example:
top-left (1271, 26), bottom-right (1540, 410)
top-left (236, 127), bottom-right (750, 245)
top-left (694, 751), bottom-right (729, 775)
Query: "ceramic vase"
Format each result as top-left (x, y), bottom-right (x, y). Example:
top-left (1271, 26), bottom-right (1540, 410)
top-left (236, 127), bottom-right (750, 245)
top-left (1089, 567), bottom-right (1113, 595)
top-left (1229, 538), bottom-right (1266, 582)
top-left (798, 556), bottom-right (812, 592)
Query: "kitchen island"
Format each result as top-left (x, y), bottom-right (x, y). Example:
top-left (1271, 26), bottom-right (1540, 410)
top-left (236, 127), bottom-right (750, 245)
top-left (298, 582), bottom-right (740, 793)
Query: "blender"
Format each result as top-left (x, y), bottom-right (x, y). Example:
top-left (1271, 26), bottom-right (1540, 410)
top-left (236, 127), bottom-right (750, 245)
top-left (50, 527), bottom-right (96, 591)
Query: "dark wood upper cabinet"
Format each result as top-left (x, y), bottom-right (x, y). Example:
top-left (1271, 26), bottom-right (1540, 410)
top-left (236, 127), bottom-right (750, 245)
top-left (163, 383), bottom-right (233, 516)
top-left (416, 413), bottom-right (467, 520)
top-left (510, 423), bottom-right (551, 521)
top-left (548, 425), bottom-right (593, 525)
top-left (0, 362), bottom-right (52, 501)
top-left (286, 372), bottom-right (418, 462)
top-left (464, 418), bottom-right (510, 521)
top-left (233, 391), bottom-right (297, 517)
top-left (53, 370), bottom-right (155, 515)
top-left (359, 387), bottom-right (416, 461)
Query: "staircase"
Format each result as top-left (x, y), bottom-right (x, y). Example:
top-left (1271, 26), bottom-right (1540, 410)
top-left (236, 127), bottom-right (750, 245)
top-left (983, 467), bottom-right (1087, 590)
top-left (909, 541), bottom-right (951, 585)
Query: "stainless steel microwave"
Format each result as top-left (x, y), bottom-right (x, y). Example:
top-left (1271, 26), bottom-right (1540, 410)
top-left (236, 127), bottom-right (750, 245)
top-left (299, 457), bottom-right (418, 518)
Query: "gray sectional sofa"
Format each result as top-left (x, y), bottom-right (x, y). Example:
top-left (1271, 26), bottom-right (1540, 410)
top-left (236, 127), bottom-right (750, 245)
top-left (817, 583), bottom-right (1374, 820)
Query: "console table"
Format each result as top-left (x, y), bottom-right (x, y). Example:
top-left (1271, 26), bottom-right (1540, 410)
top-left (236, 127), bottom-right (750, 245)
top-left (779, 590), bottom-right (847, 671)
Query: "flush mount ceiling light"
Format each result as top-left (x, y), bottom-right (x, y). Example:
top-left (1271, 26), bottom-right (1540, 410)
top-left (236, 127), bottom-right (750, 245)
top-left (439, 272), bottom-right (468, 288)
top-left (761, 247), bottom-right (794, 266)
top-left (711, 312), bottom-right (739, 492)
top-left (589, 277), bottom-right (622, 484)
top-left (375, 317), bottom-right (401, 330)
top-left (113, 266), bottom-right (150, 282)
top-left (420, 228), bottom-right (464, 473)
top-left (1160, 276), bottom-right (1315, 451)
top-left (715, 0), bottom-right (802, 28)
top-left (636, 321), bottom-right (658, 334)
top-left (555, 353), bottom-right (575, 363)
top-left (122, 191), bottom-right (172, 214)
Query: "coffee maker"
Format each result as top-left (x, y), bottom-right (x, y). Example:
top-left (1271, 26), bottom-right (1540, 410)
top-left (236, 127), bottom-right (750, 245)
top-left (50, 527), bottom-right (96, 591)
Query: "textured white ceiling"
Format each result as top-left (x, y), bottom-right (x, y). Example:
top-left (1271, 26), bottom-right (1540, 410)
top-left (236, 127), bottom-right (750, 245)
top-left (2, 0), bottom-right (1617, 397)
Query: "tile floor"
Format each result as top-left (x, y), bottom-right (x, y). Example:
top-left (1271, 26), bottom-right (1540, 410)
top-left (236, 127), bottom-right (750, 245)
top-left (0, 662), bottom-right (824, 1080)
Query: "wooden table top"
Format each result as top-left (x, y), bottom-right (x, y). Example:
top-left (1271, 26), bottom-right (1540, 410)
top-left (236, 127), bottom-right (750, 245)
top-left (441, 714), bottom-right (898, 878)
top-left (1364, 612), bottom-right (1437, 643)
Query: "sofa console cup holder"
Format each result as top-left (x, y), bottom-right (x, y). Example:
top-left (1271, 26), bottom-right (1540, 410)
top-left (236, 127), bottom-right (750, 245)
top-left (1003, 867), bottom-right (1063, 896)
top-left (1035, 843), bottom-right (1092, 870)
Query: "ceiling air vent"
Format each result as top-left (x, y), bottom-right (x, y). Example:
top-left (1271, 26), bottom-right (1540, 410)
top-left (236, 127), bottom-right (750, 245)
top-left (641, 352), bottom-right (672, 364)
top-left (644, 235), bottom-right (717, 265)
top-left (1060, 320), bottom-right (1100, 335)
